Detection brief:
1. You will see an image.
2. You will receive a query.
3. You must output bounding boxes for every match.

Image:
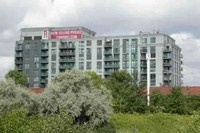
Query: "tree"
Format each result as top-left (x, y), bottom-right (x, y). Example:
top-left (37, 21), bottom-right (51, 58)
top-left (39, 70), bottom-right (113, 125)
top-left (85, 71), bottom-right (104, 89)
top-left (106, 70), bottom-right (146, 113)
top-left (5, 70), bottom-right (27, 87)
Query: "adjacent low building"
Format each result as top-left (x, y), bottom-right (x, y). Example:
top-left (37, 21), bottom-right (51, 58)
top-left (15, 26), bottom-right (183, 88)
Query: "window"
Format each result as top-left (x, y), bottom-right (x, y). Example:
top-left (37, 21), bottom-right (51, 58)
top-left (24, 36), bottom-right (32, 40)
top-left (97, 40), bottom-right (102, 46)
top-left (36, 63), bottom-right (39, 68)
top-left (86, 62), bottom-right (91, 70)
top-left (86, 48), bottom-right (91, 60)
top-left (79, 41), bottom-right (84, 47)
top-left (150, 74), bottom-right (156, 86)
top-left (123, 39), bottom-right (129, 53)
top-left (79, 62), bottom-right (84, 70)
top-left (97, 61), bottom-right (102, 70)
top-left (34, 57), bottom-right (40, 62)
top-left (34, 70), bottom-right (39, 75)
top-left (34, 77), bottom-right (39, 82)
top-left (150, 37), bottom-right (156, 43)
top-left (97, 48), bottom-right (102, 60)
top-left (141, 37), bottom-right (147, 43)
top-left (25, 64), bottom-right (30, 69)
top-left (150, 46), bottom-right (156, 58)
top-left (51, 68), bottom-right (56, 74)
top-left (79, 48), bottom-right (84, 54)
top-left (87, 40), bottom-right (92, 46)
top-left (25, 44), bottom-right (30, 49)
top-left (51, 55), bottom-right (56, 61)
top-left (34, 36), bottom-right (42, 40)
top-left (150, 59), bottom-right (156, 72)
top-left (51, 49), bottom-right (56, 54)
top-left (52, 42), bottom-right (57, 47)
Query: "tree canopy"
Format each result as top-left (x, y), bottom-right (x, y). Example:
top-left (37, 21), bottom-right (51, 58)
top-left (5, 70), bottom-right (27, 87)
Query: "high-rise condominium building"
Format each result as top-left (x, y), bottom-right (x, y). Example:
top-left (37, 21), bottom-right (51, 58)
top-left (15, 26), bottom-right (183, 88)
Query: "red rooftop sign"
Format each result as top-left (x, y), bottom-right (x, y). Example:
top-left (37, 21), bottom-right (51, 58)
top-left (51, 30), bottom-right (81, 39)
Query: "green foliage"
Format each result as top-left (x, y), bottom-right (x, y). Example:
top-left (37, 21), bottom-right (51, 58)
top-left (106, 70), bottom-right (146, 113)
top-left (41, 70), bottom-right (113, 125)
top-left (0, 108), bottom-right (95, 133)
top-left (109, 113), bottom-right (191, 133)
top-left (85, 71), bottom-right (104, 89)
top-left (0, 79), bottom-right (24, 114)
top-left (165, 87), bottom-right (189, 114)
top-left (5, 70), bottom-right (27, 87)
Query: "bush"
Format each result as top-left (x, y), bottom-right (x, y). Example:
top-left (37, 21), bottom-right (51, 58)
top-left (40, 70), bottom-right (113, 125)
top-left (0, 108), bottom-right (94, 133)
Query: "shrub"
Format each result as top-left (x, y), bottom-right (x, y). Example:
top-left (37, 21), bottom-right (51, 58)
top-left (40, 70), bottom-right (113, 125)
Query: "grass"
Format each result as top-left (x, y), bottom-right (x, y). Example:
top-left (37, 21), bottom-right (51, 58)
top-left (109, 113), bottom-right (192, 133)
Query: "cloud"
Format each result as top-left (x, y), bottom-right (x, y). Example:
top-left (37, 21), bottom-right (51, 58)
top-left (0, 0), bottom-right (200, 85)
top-left (0, 57), bottom-right (14, 79)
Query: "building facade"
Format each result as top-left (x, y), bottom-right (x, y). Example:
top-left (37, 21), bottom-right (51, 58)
top-left (15, 27), bottom-right (183, 88)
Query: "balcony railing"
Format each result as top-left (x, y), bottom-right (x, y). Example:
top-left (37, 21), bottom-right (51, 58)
top-left (59, 52), bottom-right (75, 56)
top-left (41, 72), bottom-right (48, 76)
top-left (41, 53), bottom-right (48, 57)
top-left (15, 60), bottom-right (23, 64)
top-left (41, 65), bottom-right (48, 69)
top-left (104, 64), bottom-right (119, 68)
top-left (59, 58), bottom-right (75, 62)
top-left (163, 62), bottom-right (172, 66)
top-left (41, 59), bottom-right (48, 63)
top-left (163, 69), bottom-right (172, 73)
top-left (163, 55), bottom-right (172, 59)
top-left (104, 51), bottom-right (112, 55)
top-left (15, 47), bottom-right (23, 51)
top-left (163, 48), bottom-right (172, 52)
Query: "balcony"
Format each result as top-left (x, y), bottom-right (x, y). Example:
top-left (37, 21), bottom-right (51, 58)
top-left (104, 57), bottom-right (113, 61)
top-left (41, 72), bottom-right (48, 77)
top-left (140, 70), bottom-right (147, 74)
top-left (59, 52), bottom-right (75, 56)
top-left (104, 64), bottom-right (119, 68)
top-left (140, 56), bottom-right (146, 60)
top-left (41, 79), bottom-right (48, 83)
top-left (59, 44), bottom-right (75, 49)
top-left (163, 55), bottom-right (172, 59)
top-left (41, 59), bottom-right (48, 63)
top-left (113, 51), bottom-right (120, 54)
top-left (163, 62), bottom-right (172, 66)
top-left (163, 69), bottom-right (172, 73)
top-left (104, 70), bottom-right (114, 75)
top-left (104, 43), bottom-right (112, 47)
top-left (15, 60), bottom-right (23, 64)
top-left (140, 63), bottom-right (147, 67)
top-left (41, 65), bottom-right (48, 70)
top-left (140, 49), bottom-right (147, 53)
top-left (41, 52), bottom-right (48, 57)
top-left (15, 53), bottom-right (22, 57)
top-left (181, 54), bottom-right (183, 58)
top-left (163, 48), bottom-right (172, 53)
top-left (15, 66), bottom-right (22, 70)
top-left (41, 46), bottom-right (48, 50)
top-left (104, 51), bottom-right (112, 55)
top-left (163, 76), bottom-right (172, 81)
top-left (59, 65), bottom-right (74, 70)
top-left (15, 47), bottom-right (23, 51)
top-left (59, 58), bottom-right (75, 62)
top-left (113, 57), bottom-right (120, 61)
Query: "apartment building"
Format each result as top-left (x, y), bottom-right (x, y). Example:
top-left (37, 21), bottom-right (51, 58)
top-left (15, 27), bottom-right (183, 88)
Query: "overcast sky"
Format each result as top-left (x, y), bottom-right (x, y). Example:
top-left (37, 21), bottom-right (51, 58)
top-left (0, 0), bottom-right (200, 85)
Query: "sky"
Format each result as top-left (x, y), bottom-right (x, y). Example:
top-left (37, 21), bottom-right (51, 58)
top-left (0, 0), bottom-right (200, 85)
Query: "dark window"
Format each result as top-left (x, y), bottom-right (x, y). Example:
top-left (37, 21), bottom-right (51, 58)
top-left (24, 36), bottom-right (32, 40)
top-left (34, 36), bottom-right (42, 40)
top-left (87, 40), bottom-right (92, 46)
top-left (97, 40), bottom-right (102, 46)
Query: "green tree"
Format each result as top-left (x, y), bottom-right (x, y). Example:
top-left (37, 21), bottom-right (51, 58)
top-left (40, 70), bottom-right (113, 125)
top-left (5, 70), bottom-right (27, 87)
top-left (106, 70), bottom-right (146, 113)
top-left (165, 87), bottom-right (188, 114)
top-left (85, 71), bottom-right (104, 89)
